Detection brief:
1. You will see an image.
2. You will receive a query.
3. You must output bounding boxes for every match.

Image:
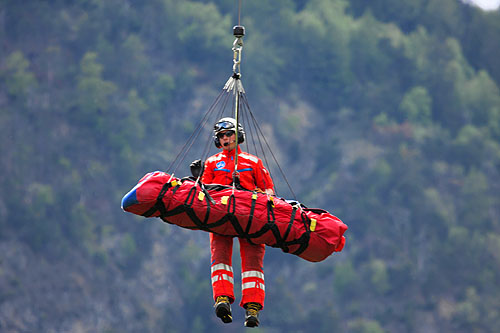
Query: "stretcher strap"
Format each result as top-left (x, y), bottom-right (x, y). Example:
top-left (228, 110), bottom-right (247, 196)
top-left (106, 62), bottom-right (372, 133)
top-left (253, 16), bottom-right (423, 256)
top-left (227, 194), bottom-right (236, 214)
top-left (290, 212), bottom-right (311, 256)
top-left (185, 186), bottom-right (197, 207)
top-left (279, 206), bottom-right (298, 253)
top-left (150, 181), bottom-right (311, 255)
top-left (242, 193), bottom-right (258, 245)
top-left (142, 182), bottom-right (175, 217)
top-left (266, 200), bottom-right (282, 247)
top-left (183, 185), bottom-right (212, 228)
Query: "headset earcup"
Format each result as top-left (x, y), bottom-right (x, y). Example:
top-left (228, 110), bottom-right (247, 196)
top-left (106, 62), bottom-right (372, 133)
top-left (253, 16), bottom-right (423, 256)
top-left (214, 136), bottom-right (221, 148)
top-left (238, 127), bottom-right (245, 144)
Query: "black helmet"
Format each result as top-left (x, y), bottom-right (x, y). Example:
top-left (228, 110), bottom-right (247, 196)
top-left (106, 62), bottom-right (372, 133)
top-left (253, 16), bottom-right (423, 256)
top-left (213, 117), bottom-right (245, 148)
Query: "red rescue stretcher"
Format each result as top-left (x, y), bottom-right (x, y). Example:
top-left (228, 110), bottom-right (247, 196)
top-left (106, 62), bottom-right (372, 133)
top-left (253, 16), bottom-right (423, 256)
top-left (121, 171), bottom-right (347, 262)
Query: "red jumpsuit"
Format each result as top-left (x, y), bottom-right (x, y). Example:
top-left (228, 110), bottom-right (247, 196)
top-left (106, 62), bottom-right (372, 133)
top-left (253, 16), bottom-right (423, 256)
top-left (202, 146), bottom-right (274, 308)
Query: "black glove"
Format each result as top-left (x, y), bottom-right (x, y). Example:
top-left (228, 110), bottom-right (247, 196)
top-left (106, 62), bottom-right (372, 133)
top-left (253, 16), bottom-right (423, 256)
top-left (190, 159), bottom-right (204, 178)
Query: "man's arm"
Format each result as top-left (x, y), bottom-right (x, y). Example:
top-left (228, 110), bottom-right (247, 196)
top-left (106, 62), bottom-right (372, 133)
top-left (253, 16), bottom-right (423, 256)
top-left (255, 158), bottom-right (274, 193)
top-left (201, 159), bottom-right (214, 184)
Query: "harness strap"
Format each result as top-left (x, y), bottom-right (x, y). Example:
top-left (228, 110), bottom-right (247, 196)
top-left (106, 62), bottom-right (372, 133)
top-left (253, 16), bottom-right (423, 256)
top-left (266, 199), bottom-right (285, 249)
top-left (243, 192), bottom-right (258, 245)
top-left (164, 185), bottom-right (228, 230)
top-left (227, 194), bottom-right (236, 214)
top-left (150, 180), bottom-right (311, 255)
top-left (290, 212), bottom-right (311, 256)
top-left (184, 186), bottom-right (197, 207)
top-left (225, 194), bottom-right (251, 241)
top-left (280, 205), bottom-right (298, 253)
top-left (142, 181), bottom-right (174, 217)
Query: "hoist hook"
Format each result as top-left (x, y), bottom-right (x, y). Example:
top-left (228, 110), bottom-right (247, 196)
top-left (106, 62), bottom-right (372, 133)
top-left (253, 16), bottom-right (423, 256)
top-left (232, 25), bottom-right (245, 76)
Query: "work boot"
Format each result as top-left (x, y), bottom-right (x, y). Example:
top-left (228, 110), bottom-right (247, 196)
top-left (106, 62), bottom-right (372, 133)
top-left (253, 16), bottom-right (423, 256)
top-left (214, 296), bottom-right (232, 323)
top-left (244, 302), bottom-right (262, 328)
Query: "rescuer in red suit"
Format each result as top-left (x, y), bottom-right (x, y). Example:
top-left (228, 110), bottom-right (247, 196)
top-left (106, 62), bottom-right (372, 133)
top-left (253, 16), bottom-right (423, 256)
top-left (201, 117), bottom-right (274, 328)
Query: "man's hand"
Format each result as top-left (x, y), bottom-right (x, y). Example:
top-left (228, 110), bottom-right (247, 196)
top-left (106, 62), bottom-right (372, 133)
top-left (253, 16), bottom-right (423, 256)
top-left (190, 159), bottom-right (204, 178)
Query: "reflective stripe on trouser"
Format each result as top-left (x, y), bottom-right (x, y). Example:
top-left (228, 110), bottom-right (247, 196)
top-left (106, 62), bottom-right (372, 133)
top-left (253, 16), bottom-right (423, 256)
top-left (210, 234), bottom-right (265, 307)
top-left (210, 234), bottom-right (235, 302)
top-left (211, 263), bottom-right (235, 303)
top-left (241, 269), bottom-right (265, 308)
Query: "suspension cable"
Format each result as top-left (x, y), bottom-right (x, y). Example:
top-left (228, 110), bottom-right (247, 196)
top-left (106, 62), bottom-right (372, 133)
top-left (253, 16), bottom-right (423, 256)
top-left (200, 90), bottom-right (233, 163)
top-left (166, 0), bottom-right (297, 200)
top-left (238, 0), bottom-right (242, 26)
top-left (166, 89), bottom-right (227, 176)
top-left (241, 94), bottom-right (298, 200)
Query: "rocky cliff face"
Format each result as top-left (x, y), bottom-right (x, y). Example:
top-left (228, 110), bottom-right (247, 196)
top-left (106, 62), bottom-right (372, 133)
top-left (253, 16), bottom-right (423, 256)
top-left (0, 223), bottom-right (201, 332)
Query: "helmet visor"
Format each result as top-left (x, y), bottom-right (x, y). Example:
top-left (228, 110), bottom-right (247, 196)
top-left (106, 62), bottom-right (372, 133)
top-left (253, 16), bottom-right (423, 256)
top-left (214, 121), bottom-right (235, 133)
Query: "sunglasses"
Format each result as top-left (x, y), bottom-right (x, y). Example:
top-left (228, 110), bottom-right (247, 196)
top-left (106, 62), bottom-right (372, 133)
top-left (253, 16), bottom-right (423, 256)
top-left (216, 131), bottom-right (235, 139)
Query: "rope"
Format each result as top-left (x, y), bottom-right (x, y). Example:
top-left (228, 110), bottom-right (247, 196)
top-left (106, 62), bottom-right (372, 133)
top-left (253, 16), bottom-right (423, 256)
top-left (238, 95), bottom-right (275, 194)
top-left (166, 88), bottom-right (227, 175)
top-left (143, 180), bottom-right (311, 255)
top-left (241, 93), bottom-right (298, 200)
top-left (238, 0), bottom-right (242, 26)
top-left (166, 2), bottom-right (297, 200)
top-left (201, 89), bottom-right (233, 163)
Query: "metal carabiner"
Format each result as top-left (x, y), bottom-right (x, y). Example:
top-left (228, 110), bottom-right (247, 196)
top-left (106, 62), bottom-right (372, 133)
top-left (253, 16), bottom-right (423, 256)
top-left (232, 37), bottom-right (243, 75)
top-left (232, 25), bottom-right (245, 75)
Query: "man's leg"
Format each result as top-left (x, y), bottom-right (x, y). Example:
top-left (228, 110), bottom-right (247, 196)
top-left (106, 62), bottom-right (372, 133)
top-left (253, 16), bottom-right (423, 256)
top-left (239, 239), bottom-right (265, 327)
top-left (210, 233), bottom-right (234, 323)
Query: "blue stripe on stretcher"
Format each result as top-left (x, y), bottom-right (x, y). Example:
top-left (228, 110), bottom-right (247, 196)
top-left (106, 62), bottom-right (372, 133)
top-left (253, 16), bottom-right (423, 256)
top-left (121, 188), bottom-right (138, 210)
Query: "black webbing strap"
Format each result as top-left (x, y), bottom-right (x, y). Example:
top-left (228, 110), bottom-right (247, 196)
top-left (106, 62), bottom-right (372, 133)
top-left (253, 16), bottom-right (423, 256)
top-left (151, 181), bottom-right (311, 256)
top-left (180, 184), bottom-right (212, 231)
top-left (241, 192), bottom-right (258, 245)
top-left (289, 211), bottom-right (311, 256)
top-left (226, 194), bottom-right (250, 240)
top-left (161, 184), bottom-right (228, 231)
top-left (266, 200), bottom-right (284, 248)
top-left (246, 193), bottom-right (257, 234)
top-left (142, 181), bottom-right (175, 217)
top-left (184, 186), bottom-right (197, 208)
top-left (279, 205), bottom-right (298, 253)
top-left (227, 194), bottom-right (236, 214)
top-left (259, 200), bottom-right (312, 254)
